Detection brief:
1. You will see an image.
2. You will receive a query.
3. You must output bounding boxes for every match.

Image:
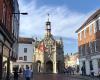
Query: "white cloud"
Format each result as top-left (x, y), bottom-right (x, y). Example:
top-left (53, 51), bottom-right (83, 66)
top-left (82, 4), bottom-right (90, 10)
top-left (18, 0), bottom-right (90, 39)
top-left (18, 0), bottom-right (95, 53)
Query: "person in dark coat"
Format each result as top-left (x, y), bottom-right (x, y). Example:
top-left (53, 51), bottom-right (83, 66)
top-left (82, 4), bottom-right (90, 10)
top-left (13, 67), bottom-right (19, 80)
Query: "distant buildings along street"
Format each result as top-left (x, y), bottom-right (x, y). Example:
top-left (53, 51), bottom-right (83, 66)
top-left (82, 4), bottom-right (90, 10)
top-left (64, 53), bottom-right (79, 68)
top-left (76, 9), bottom-right (100, 76)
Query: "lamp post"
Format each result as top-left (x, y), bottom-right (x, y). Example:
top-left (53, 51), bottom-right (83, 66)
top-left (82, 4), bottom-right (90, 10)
top-left (6, 12), bottom-right (28, 80)
top-left (12, 12), bottom-right (28, 15)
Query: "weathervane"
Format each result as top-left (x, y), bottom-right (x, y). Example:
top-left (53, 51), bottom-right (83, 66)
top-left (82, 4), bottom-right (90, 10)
top-left (47, 13), bottom-right (50, 21)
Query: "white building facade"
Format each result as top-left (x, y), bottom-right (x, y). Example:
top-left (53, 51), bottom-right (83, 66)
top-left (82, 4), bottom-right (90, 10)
top-left (13, 37), bottom-right (35, 70)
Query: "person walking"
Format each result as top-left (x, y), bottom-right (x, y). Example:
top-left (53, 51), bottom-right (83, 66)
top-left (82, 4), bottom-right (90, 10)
top-left (13, 67), bottom-right (19, 80)
top-left (24, 66), bottom-right (32, 80)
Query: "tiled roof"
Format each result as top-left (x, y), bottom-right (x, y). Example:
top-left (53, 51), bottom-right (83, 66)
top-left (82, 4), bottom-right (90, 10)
top-left (76, 9), bottom-right (100, 33)
top-left (19, 37), bottom-right (35, 44)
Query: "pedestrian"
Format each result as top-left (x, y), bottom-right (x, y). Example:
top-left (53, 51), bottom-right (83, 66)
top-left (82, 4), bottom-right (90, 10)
top-left (13, 67), bottom-right (19, 80)
top-left (24, 66), bottom-right (32, 80)
top-left (19, 67), bottom-right (22, 73)
top-left (23, 68), bottom-right (25, 76)
top-left (81, 66), bottom-right (85, 76)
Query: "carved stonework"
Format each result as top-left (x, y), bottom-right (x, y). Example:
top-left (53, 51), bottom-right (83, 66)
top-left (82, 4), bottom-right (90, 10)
top-left (33, 17), bottom-right (64, 73)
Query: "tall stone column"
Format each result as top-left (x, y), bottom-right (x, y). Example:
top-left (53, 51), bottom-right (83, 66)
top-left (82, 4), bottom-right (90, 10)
top-left (6, 50), bottom-right (11, 80)
top-left (53, 61), bottom-right (57, 73)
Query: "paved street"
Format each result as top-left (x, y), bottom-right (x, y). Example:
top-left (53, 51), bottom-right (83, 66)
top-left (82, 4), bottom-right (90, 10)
top-left (32, 74), bottom-right (100, 80)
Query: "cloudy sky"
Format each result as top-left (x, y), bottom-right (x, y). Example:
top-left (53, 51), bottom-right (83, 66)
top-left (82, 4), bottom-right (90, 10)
top-left (18, 0), bottom-right (100, 54)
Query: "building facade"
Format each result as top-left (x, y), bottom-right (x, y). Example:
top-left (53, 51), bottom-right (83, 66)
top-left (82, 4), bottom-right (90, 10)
top-left (76, 9), bottom-right (100, 76)
top-left (33, 18), bottom-right (64, 73)
top-left (13, 37), bottom-right (35, 71)
top-left (0, 0), bottom-right (19, 79)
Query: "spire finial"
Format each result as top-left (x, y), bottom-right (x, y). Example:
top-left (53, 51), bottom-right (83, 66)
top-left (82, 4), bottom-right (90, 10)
top-left (47, 13), bottom-right (50, 21)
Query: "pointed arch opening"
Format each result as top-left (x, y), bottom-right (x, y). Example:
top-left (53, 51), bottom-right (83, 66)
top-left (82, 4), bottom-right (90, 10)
top-left (46, 61), bottom-right (53, 73)
top-left (36, 60), bottom-right (41, 73)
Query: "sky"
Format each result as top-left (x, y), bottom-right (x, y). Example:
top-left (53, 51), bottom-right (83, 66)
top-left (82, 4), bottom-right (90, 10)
top-left (18, 0), bottom-right (100, 54)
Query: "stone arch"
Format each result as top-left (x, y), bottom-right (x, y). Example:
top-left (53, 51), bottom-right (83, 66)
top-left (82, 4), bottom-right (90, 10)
top-left (46, 61), bottom-right (53, 73)
top-left (36, 60), bottom-right (41, 72)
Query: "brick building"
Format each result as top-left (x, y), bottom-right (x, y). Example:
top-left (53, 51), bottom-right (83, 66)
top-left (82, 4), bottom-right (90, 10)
top-left (0, 0), bottom-right (20, 79)
top-left (76, 9), bottom-right (100, 76)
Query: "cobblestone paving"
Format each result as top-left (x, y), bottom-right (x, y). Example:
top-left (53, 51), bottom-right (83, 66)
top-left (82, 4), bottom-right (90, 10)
top-left (33, 74), bottom-right (100, 80)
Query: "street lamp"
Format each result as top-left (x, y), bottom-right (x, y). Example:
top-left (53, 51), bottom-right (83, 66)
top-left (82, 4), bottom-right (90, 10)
top-left (6, 12), bottom-right (28, 80)
top-left (12, 12), bottom-right (28, 15)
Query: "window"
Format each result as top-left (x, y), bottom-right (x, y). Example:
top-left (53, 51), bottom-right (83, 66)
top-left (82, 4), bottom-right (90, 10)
top-left (95, 40), bottom-right (100, 52)
top-left (94, 22), bottom-right (97, 33)
top-left (89, 42), bottom-right (92, 53)
top-left (80, 32), bottom-right (82, 40)
top-left (98, 59), bottom-right (100, 68)
top-left (96, 20), bottom-right (99, 31)
top-left (90, 61), bottom-right (93, 70)
top-left (19, 57), bottom-right (23, 60)
top-left (78, 33), bottom-right (80, 40)
top-left (86, 27), bottom-right (89, 36)
top-left (82, 31), bottom-right (84, 39)
top-left (82, 44), bottom-right (85, 56)
top-left (84, 29), bottom-right (86, 38)
top-left (98, 19), bottom-right (100, 30)
top-left (24, 48), bottom-right (27, 53)
top-left (96, 19), bottom-right (100, 31)
top-left (79, 46), bottom-right (82, 56)
top-left (24, 56), bottom-right (27, 61)
top-left (92, 41), bottom-right (95, 52)
top-left (85, 43), bottom-right (90, 55)
top-left (89, 24), bottom-right (93, 35)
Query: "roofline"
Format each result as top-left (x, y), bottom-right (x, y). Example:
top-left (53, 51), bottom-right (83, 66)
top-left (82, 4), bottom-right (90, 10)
top-left (18, 37), bottom-right (35, 44)
top-left (75, 9), bottom-right (100, 33)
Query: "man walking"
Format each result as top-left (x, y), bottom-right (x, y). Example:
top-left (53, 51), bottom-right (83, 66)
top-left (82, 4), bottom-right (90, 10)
top-left (24, 66), bottom-right (32, 80)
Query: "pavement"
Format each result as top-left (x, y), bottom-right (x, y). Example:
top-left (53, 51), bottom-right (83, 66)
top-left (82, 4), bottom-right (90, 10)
top-left (9, 73), bottom-right (100, 80)
top-left (33, 73), bottom-right (100, 80)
